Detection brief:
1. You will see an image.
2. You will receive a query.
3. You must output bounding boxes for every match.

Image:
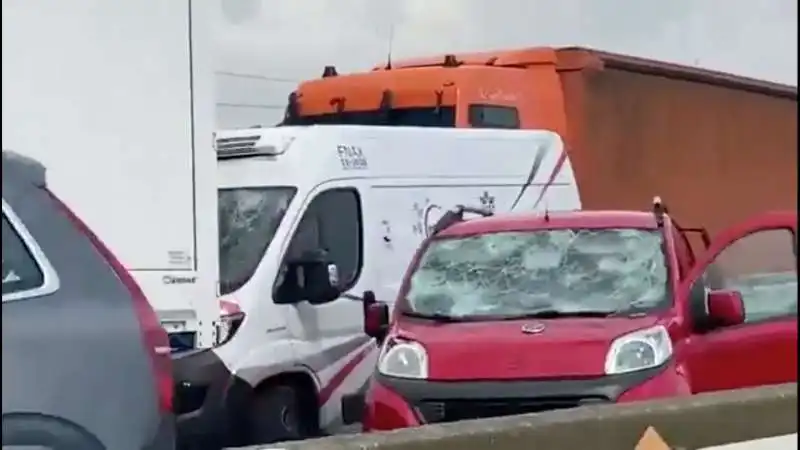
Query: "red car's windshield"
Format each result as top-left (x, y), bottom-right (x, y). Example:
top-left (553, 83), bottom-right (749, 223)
top-left (401, 228), bottom-right (669, 320)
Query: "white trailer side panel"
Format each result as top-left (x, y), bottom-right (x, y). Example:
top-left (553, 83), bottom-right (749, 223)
top-left (2, 0), bottom-right (219, 346)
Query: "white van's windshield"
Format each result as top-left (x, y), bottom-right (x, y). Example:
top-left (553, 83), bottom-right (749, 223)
top-left (218, 187), bottom-right (296, 295)
top-left (403, 228), bottom-right (669, 320)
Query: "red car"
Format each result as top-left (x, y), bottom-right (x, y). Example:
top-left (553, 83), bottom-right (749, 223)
top-left (347, 202), bottom-right (797, 431)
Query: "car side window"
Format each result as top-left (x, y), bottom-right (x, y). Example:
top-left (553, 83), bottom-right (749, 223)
top-left (699, 228), bottom-right (797, 322)
top-left (2, 213), bottom-right (45, 297)
top-left (283, 188), bottom-right (363, 291)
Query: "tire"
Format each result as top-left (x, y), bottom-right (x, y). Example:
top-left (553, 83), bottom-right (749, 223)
top-left (248, 384), bottom-right (312, 444)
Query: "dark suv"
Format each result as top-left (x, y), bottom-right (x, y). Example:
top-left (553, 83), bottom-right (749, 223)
top-left (2, 151), bottom-right (176, 449)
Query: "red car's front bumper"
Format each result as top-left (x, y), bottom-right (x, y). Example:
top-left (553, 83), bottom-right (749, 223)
top-left (362, 363), bottom-right (691, 432)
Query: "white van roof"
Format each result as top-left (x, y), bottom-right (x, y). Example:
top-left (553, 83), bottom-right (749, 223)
top-left (215, 125), bottom-right (572, 189)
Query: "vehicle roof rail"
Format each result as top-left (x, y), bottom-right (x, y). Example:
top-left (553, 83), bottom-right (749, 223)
top-left (431, 204), bottom-right (494, 235)
top-left (2, 149), bottom-right (47, 188)
top-left (652, 196), bottom-right (668, 227)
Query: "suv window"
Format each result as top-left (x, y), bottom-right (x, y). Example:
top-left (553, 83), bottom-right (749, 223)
top-left (282, 188), bottom-right (363, 292)
top-left (2, 212), bottom-right (45, 297)
top-left (468, 105), bottom-right (520, 129)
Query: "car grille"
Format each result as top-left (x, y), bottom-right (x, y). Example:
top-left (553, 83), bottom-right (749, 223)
top-left (415, 396), bottom-right (609, 423)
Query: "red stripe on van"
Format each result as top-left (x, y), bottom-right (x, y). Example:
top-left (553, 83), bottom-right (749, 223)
top-left (532, 150), bottom-right (567, 210)
top-left (318, 343), bottom-right (375, 406)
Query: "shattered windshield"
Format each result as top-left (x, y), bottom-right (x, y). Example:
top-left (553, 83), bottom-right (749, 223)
top-left (218, 187), bottom-right (296, 295)
top-left (404, 228), bottom-right (669, 319)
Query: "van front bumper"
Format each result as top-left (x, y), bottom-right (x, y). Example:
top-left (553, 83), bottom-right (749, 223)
top-left (362, 363), bottom-right (690, 431)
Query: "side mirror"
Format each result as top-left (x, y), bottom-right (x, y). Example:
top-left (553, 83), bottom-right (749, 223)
top-left (278, 250), bottom-right (342, 305)
top-left (362, 290), bottom-right (390, 341)
top-left (706, 289), bottom-right (745, 328)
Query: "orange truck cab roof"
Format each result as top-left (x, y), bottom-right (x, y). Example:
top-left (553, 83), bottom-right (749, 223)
top-left (286, 46), bottom-right (794, 135)
top-left (288, 47), bottom-right (565, 130)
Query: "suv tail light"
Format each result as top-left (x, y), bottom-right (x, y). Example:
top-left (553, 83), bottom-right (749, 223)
top-left (44, 189), bottom-right (174, 412)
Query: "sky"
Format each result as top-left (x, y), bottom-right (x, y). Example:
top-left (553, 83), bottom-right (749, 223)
top-left (214, 0), bottom-right (798, 126)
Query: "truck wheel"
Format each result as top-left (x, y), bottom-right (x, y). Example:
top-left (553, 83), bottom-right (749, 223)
top-left (248, 384), bottom-right (311, 444)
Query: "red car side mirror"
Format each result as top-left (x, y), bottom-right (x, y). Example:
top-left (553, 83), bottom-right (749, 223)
top-left (707, 289), bottom-right (746, 327)
top-left (364, 302), bottom-right (390, 340)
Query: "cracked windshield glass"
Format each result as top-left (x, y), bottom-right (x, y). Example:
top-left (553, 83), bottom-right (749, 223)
top-left (406, 228), bottom-right (669, 318)
top-left (218, 187), bottom-right (296, 295)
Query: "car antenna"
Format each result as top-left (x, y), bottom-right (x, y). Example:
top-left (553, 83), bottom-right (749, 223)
top-left (384, 20), bottom-right (395, 70)
top-left (653, 195), bottom-right (668, 227)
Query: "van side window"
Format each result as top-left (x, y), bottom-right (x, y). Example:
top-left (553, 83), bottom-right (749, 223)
top-left (699, 228), bottom-right (797, 323)
top-left (284, 188), bottom-right (363, 291)
top-left (2, 214), bottom-right (45, 297)
top-left (468, 105), bottom-right (520, 129)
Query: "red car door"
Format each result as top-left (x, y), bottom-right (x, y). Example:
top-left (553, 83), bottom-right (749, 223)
top-left (682, 211), bottom-right (797, 394)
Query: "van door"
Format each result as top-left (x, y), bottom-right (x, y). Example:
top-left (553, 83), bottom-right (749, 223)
top-left (683, 211), bottom-right (797, 393)
top-left (277, 181), bottom-right (376, 427)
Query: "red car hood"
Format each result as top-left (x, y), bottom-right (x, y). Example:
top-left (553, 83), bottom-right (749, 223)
top-left (394, 316), bottom-right (662, 380)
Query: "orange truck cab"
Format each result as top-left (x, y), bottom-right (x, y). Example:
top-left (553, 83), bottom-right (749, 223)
top-left (348, 202), bottom-right (797, 431)
top-left (287, 47), bottom-right (797, 236)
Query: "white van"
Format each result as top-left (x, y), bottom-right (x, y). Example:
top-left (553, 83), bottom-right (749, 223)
top-left (173, 125), bottom-right (581, 447)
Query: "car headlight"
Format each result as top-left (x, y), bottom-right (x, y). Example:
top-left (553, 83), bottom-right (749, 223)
top-left (377, 339), bottom-right (429, 379)
top-left (604, 325), bottom-right (672, 375)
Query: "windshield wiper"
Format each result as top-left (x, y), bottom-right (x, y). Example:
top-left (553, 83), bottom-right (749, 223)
top-left (400, 311), bottom-right (466, 322)
top-left (497, 310), bottom-right (614, 320)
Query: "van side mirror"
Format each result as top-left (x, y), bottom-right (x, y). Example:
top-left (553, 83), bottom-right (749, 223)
top-left (276, 250), bottom-right (342, 305)
top-left (706, 289), bottom-right (745, 328)
top-left (363, 290), bottom-right (390, 341)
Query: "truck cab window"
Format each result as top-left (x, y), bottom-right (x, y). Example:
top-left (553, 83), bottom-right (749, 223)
top-left (2, 214), bottom-right (45, 297)
top-left (281, 188), bottom-right (363, 293)
top-left (468, 105), bottom-right (520, 129)
top-left (286, 107), bottom-right (456, 128)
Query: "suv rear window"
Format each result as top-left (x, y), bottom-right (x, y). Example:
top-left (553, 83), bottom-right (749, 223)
top-left (2, 212), bottom-right (45, 297)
